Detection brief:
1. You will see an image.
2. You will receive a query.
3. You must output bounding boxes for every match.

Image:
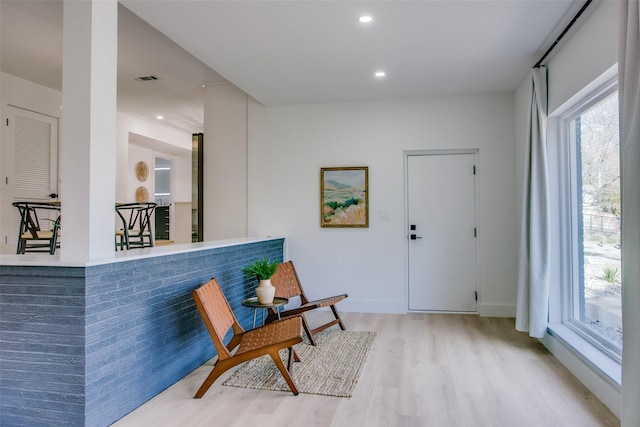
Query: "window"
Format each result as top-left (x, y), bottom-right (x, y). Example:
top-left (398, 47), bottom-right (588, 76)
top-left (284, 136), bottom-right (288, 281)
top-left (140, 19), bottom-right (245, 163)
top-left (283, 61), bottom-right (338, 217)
top-left (561, 81), bottom-right (621, 361)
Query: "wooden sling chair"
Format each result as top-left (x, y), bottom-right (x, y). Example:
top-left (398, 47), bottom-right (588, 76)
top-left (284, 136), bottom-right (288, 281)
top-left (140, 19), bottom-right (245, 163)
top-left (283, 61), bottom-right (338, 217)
top-left (191, 278), bottom-right (303, 398)
top-left (265, 261), bottom-right (348, 346)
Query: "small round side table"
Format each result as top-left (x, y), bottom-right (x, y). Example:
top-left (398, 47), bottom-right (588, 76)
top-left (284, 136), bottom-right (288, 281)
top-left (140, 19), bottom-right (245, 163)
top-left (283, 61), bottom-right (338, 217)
top-left (241, 296), bottom-right (289, 328)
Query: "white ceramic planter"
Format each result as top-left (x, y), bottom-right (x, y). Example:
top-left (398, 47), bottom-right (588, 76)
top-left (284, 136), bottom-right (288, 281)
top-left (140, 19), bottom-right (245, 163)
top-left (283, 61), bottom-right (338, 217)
top-left (256, 279), bottom-right (276, 304)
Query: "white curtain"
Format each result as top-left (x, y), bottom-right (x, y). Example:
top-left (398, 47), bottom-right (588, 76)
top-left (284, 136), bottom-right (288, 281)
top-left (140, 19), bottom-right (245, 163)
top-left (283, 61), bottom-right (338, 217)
top-left (515, 67), bottom-right (550, 339)
top-left (619, 2), bottom-right (640, 425)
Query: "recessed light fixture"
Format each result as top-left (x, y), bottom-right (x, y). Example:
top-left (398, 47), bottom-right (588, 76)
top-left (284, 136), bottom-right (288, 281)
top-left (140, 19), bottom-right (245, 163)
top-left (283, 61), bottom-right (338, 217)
top-left (374, 71), bottom-right (386, 78)
top-left (156, 115), bottom-right (164, 120)
top-left (359, 15), bottom-right (373, 23)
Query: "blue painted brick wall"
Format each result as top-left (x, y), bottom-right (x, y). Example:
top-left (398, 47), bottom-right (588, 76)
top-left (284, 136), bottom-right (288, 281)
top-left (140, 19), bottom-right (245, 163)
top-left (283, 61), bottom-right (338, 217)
top-left (0, 266), bottom-right (86, 427)
top-left (0, 238), bottom-right (284, 427)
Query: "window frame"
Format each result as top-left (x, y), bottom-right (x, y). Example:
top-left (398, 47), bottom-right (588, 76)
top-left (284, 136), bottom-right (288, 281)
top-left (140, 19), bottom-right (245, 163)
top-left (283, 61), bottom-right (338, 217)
top-left (557, 76), bottom-right (621, 363)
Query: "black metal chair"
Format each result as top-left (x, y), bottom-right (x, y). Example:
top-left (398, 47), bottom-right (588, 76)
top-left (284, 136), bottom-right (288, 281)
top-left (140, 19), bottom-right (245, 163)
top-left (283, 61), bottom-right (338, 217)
top-left (115, 202), bottom-right (157, 250)
top-left (13, 201), bottom-right (61, 255)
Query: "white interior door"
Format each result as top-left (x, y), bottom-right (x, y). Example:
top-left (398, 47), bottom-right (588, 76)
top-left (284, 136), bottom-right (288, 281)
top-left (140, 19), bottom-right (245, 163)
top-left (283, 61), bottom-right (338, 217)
top-left (1, 106), bottom-right (59, 253)
top-left (407, 152), bottom-right (478, 312)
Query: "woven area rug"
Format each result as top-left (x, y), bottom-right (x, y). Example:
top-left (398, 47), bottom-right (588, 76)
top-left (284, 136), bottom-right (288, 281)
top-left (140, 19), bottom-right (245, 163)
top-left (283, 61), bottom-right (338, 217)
top-left (223, 330), bottom-right (376, 397)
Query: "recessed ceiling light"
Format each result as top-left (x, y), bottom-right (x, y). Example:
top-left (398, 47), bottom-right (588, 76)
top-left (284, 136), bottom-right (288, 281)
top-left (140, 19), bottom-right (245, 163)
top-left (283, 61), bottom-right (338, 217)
top-left (359, 15), bottom-right (373, 23)
top-left (374, 71), bottom-right (386, 78)
top-left (156, 115), bottom-right (164, 120)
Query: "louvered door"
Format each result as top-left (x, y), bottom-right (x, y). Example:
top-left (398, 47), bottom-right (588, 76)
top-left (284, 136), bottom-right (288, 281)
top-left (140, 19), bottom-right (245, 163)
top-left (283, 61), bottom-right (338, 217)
top-left (1, 106), bottom-right (59, 253)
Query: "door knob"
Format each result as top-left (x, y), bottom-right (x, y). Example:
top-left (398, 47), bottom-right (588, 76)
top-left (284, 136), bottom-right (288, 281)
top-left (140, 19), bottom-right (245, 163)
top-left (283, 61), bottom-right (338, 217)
top-left (410, 234), bottom-right (422, 240)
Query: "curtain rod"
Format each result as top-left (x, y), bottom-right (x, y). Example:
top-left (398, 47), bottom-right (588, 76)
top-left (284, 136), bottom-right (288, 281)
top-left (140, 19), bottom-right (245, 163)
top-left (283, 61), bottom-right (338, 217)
top-left (534, 0), bottom-right (593, 68)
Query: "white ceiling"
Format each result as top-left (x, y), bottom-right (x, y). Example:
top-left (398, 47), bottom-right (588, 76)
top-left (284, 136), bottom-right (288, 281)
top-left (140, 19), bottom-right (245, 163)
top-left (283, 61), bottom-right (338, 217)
top-left (1, 0), bottom-right (582, 133)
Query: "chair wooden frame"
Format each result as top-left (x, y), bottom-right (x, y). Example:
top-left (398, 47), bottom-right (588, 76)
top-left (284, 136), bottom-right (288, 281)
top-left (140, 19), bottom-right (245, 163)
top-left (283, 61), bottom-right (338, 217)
top-left (191, 278), bottom-right (303, 399)
top-left (13, 202), bottom-right (61, 255)
top-left (265, 261), bottom-right (348, 346)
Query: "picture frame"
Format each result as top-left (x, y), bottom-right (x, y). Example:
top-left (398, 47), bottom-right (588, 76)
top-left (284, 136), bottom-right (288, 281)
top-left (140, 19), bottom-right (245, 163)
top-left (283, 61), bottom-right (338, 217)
top-left (320, 166), bottom-right (369, 228)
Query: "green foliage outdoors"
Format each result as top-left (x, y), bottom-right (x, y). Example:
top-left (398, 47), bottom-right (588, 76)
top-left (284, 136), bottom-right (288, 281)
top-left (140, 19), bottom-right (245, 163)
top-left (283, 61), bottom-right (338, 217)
top-left (599, 266), bottom-right (620, 284)
top-left (242, 258), bottom-right (279, 280)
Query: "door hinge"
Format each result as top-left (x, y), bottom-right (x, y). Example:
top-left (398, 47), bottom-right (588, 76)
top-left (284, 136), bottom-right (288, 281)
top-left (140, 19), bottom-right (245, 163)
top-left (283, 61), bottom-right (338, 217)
top-left (5, 177), bottom-right (7, 185)
top-left (473, 165), bottom-right (476, 175)
top-left (475, 291), bottom-right (478, 301)
top-left (5, 118), bottom-right (8, 126)
top-left (474, 228), bottom-right (477, 237)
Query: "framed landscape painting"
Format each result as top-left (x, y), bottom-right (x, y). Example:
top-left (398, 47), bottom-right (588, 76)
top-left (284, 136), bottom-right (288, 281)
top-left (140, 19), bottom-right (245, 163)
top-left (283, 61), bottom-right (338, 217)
top-left (320, 166), bottom-right (368, 228)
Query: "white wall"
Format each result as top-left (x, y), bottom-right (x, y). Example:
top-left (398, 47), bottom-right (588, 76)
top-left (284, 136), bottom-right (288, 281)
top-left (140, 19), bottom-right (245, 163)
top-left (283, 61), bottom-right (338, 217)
top-left (547, 1), bottom-right (619, 115)
top-left (126, 144), bottom-right (154, 203)
top-left (203, 83), bottom-right (248, 240)
top-left (172, 154), bottom-right (192, 204)
top-left (248, 94), bottom-right (517, 315)
top-left (0, 73), bottom-right (62, 117)
top-left (125, 145), bottom-right (191, 204)
top-left (125, 144), bottom-right (192, 243)
top-left (116, 113), bottom-right (192, 202)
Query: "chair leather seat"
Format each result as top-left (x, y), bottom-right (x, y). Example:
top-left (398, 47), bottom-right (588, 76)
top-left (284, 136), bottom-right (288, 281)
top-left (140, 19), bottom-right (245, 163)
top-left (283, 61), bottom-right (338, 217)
top-left (237, 317), bottom-right (302, 355)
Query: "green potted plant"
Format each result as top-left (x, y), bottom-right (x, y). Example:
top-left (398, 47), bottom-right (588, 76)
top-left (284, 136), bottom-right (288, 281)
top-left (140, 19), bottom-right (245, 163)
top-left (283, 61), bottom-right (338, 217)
top-left (242, 258), bottom-right (279, 304)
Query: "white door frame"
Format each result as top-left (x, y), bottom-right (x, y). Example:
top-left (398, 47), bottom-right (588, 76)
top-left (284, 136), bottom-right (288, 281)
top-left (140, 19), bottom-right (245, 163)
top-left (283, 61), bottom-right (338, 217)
top-left (403, 148), bottom-right (480, 312)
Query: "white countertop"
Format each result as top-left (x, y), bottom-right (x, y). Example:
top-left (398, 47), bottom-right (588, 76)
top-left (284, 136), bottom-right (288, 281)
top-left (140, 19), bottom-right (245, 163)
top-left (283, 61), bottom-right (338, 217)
top-left (0, 236), bottom-right (283, 267)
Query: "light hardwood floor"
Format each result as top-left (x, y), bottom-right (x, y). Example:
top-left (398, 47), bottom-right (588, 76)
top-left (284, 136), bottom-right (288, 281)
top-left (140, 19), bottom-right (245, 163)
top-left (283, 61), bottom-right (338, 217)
top-left (112, 312), bottom-right (619, 427)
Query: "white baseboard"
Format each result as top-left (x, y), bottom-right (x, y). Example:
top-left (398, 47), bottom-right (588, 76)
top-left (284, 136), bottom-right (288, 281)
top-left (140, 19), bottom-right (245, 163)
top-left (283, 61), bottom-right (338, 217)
top-left (338, 299), bottom-right (406, 314)
top-left (542, 325), bottom-right (621, 418)
top-left (478, 303), bottom-right (516, 317)
top-left (336, 301), bottom-right (516, 317)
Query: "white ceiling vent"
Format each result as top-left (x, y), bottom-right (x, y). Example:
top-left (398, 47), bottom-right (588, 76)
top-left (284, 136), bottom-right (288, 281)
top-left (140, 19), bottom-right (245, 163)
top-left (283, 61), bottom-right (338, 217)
top-left (132, 75), bottom-right (160, 82)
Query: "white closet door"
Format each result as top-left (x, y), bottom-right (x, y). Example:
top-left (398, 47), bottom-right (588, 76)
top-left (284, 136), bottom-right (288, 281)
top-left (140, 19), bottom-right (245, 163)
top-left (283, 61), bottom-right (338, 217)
top-left (1, 106), bottom-right (58, 253)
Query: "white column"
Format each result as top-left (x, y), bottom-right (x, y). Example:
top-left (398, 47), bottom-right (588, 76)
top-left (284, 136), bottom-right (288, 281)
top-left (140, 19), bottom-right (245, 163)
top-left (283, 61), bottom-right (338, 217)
top-left (60, 0), bottom-right (117, 262)
top-left (203, 83), bottom-right (248, 240)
